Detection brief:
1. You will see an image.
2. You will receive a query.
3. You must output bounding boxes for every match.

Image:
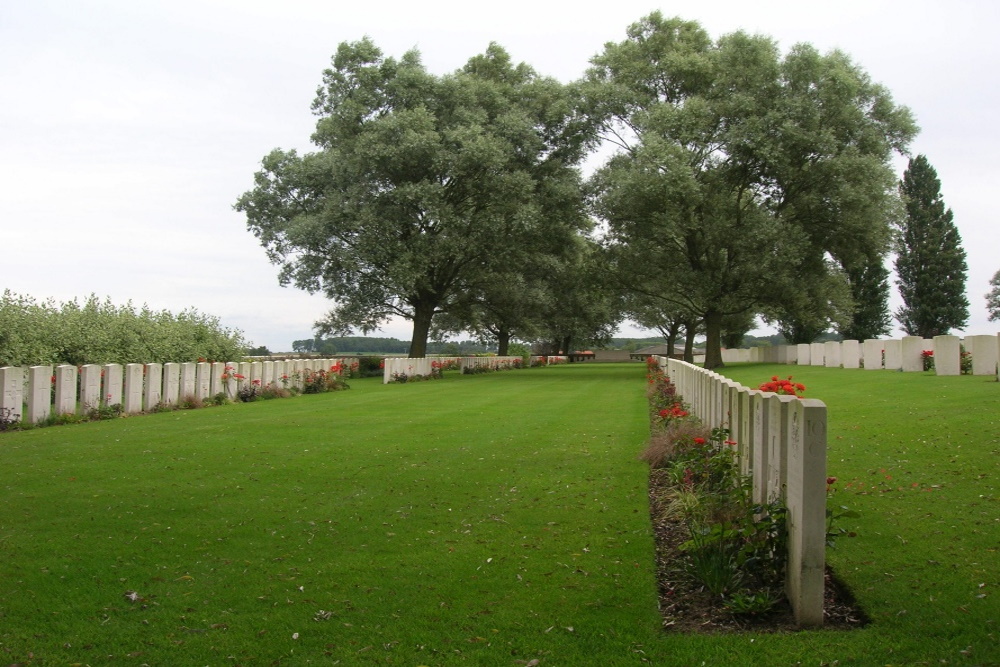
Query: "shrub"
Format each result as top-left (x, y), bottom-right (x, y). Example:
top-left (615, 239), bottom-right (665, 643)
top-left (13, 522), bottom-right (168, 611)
top-left (0, 290), bottom-right (248, 367)
top-left (356, 356), bottom-right (384, 378)
top-left (258, 384), bottom-right (291, 400)
top-left (301, 368), bottom-right (350, 393)
top-left (640, 421), bottom-right (711, 468)
top-left (0, 406), bottom-right (21, 431)
top-left (86, 402), bottom-right (124, 421)
top-left (179, 394), bottom-right (204, 410)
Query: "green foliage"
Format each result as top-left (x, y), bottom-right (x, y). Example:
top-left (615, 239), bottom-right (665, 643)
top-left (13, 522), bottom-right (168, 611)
top-left (299, 368), bottom-right (350, 394)
top-left (85, 401), bottom-right (124, 421)
top-left (985, 268), bottom-right (1000, 321)
top-left (506, 342), bottom-right (531, 362)
top-left (0, 291), bottom-right (248, 367)
top-left (236, 39), bottom-right (590, 358)
top-left (644, 360), bottom-right (789, 611)
top-left (585, 12), bottom-right (916, 368)
top-left (0, 406), bottom-right (19, 431)
top-left (894, 155), bottom-right (970, 337)
top-left (292, 337), bottom-right (337, 354)
top-left (355, 356), bottom-right (384, 377)
top-left (840, 252), bottom-right (893, 341)
top-left (768, 258), bottom-right (855, 344)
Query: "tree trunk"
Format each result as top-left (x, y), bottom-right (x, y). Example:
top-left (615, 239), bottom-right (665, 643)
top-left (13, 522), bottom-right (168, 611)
top-left (703, 308), bottom-right (725, 370)
top-left (407, 304), bottom-right (434, 359)
top-left (659, 321), bottom-right (681, 359)
top-left (683, 324), bottom-right (697, 363)
top-left (560, 335), bottom-right (572, 355)
top-left (497, 327), bottom-right (511, 357)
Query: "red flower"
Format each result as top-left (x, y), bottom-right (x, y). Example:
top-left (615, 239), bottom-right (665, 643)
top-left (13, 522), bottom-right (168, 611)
top-left (693, 437), bottom-right (706, 445)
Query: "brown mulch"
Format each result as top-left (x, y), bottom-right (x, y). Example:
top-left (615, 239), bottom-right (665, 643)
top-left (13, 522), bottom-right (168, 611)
top-left (648, 469), bottom-right (870, 633)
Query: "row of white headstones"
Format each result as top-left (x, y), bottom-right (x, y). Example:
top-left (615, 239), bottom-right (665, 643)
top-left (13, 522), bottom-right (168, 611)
top-left (0, 358), bottom-right (352, 424)
top-left (722, 334), bottom-right (1000, 376)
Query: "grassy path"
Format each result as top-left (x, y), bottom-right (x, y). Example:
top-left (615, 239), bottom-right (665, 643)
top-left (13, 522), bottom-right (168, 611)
top-left (1, 362), bottom-right (997, 665)
top-left (1, 365), bottom-right (661, 665)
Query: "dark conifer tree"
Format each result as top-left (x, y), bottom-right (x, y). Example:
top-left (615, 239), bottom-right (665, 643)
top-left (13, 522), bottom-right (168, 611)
top-left (894, 155), bottom-right (969, 337)
top-left (840, 254), bottom-right (892, 341)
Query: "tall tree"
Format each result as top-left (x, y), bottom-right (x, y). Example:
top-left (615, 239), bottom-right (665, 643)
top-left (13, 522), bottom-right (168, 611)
top-left (839, 252), bottom-right (893, 341)
top-left (894, 155), bottom-right (969, 337)
top-left (235, 40), bottom-right (589, 358)
top-left (584, 13), bottom-right (915, 368)
top-left (986, 269), bottom-right (1000, 321)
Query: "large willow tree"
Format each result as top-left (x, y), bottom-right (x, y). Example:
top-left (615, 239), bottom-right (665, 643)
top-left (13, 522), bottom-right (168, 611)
top-left (236, 40), bottom-right (589, 357)
top-left (584, 13), bottom-right (916, 367)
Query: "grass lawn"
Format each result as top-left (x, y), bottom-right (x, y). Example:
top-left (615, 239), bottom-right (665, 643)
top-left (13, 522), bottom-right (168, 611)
top-left (0, 362), bottom-right (996, 665)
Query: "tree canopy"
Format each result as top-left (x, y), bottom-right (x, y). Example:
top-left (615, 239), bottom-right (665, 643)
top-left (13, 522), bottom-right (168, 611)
top-left (838, 252), bottom-right (893, 341)
top-left (236, 19), bottom-right (924, 358)
top-left (236, 40), bottom-right (591, 358)
top-left (987, 269), bottom-right (1000, 322)
top-left (894, 155), bottom-right (969, 337)
top-left (583, 13), bottom-right (916, 367)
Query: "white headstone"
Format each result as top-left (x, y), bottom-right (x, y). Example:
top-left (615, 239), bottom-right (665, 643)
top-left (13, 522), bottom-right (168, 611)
top-left (179, 362), bottom-right (196, 400)
top-left (124, 364), bottom-right (144, 414)
top-left (884, 340), bottom-right (902, 370)
top-left (863, 339), bottom-right (885, 370)
top-left (823, 341), bottom-right (842, 368)
top-left (80, 364), bottom-right (102, 410)
top-left (54, 365), bottom-right (77, 414)
top-left (968, 334), bottom-right (999, 375)
top-left (841, 340), bottom-right (861, 369)
top-left (785, 397), bottom-right (827, 627)
top-left (796, 344), bottom-right (811, 366)
top-left (196, 362), bottom-right (211, 399)
top-left (809, 343), bottom-right (825, 366)
top-left (145, 363), bottom-right (162, 409)
top-left (932, 335), bottom-right (960, 376)
top-left (0, 366), bottom-right (24, 421)
top-left (103, 363), bottom-right (123, 406)
top-left (901, 336), bottom-right (924, 372)
top-left (162, 363), bottom-right (180, 405)
top-left (27, 365), bottom-right (52, 423)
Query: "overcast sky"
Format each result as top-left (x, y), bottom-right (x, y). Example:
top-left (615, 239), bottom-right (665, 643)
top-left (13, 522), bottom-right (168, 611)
top-left (2, 0), bottom-right (998, 351)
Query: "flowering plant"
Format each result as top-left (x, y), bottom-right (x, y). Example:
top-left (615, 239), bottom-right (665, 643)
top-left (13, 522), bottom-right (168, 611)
top-left (921, 350), bottom-right (934, 371)
top-left (758, 375), bottom-right (806, 398)
top-left (658, 401), bottom-right (690, 422)
top-left (221, 365), bottom-right (245, 383)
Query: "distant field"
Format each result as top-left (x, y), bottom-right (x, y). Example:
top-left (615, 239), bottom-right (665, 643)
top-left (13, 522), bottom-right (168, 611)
top-left (0, 363), bottom-right (996, 665)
